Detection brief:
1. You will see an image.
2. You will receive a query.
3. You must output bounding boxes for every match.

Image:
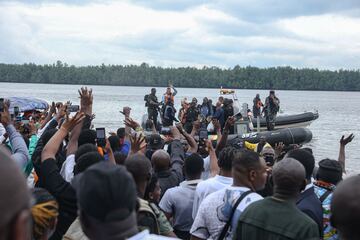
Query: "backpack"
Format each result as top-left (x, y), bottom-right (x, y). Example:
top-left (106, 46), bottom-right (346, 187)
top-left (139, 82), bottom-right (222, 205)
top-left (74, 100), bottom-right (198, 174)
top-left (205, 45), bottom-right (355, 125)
top-left (144, 94), bottom-right (149, 107)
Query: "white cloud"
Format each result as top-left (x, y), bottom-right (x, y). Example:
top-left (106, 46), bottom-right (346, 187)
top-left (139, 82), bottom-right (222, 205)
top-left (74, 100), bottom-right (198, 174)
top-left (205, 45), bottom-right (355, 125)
top-left (0, 1), bottom-right (360, 69)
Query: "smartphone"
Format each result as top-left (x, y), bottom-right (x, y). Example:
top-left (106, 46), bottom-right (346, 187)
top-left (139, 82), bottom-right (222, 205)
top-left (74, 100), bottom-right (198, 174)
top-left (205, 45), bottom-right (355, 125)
top-left (199, 129), bottom-right (208, 140)
top-left (14, 106), bottom-right (19, 117)
top-left (67, 105), bottom-right (80, 113)
top-left (160, 127), bottom-right (171, 135)
top-left (0, 98), bottom-right (4, 112)
top-left (96, 128), bottom-right (106, 147)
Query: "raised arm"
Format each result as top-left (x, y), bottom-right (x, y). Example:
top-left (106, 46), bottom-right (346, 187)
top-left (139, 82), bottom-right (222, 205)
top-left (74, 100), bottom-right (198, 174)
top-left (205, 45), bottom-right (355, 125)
top-left (172, 86), bottom-right (178, 96)
top-left (212, 119), bottom-right (222, 142)
top-left (191, 120), bottom-right (201, 137)
top-left (169, 126), bottom-right (185, 181)
top-left (66, 88), bottom-right (93, 156)
top-left (0, 100), bottom-right (29, 169)
top-left (40, 102), bottom-right (56, 130)
top-left (205, 139), bottom-right (219, 177)
top-left (176, 123), bottom-right (198, 153)
top-left (42, 112), bottom-right (85, 162)
top-left (338, 134), bottom-right (354, 173)
top-left (105, 138), bottom-right (116, 165)
top-left (216, 116), bottom-right (235, 153)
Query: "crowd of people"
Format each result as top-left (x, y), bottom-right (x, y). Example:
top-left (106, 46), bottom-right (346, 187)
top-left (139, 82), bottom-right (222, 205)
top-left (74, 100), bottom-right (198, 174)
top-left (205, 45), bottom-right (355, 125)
top-left (145, 86), bottom-right (280, 133)
top-left (0, 86), bottom-right (358, 240)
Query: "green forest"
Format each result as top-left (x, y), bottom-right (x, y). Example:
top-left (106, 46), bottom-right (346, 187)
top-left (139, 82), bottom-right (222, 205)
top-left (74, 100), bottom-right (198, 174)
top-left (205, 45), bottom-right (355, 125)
top-left (0, 61), bottom-right (359, 91)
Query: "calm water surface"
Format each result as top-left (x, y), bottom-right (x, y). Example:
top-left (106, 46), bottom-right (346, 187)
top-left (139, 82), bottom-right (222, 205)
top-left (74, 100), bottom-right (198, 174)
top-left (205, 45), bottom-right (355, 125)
top-left (0, 82), bottom-right (359, 173)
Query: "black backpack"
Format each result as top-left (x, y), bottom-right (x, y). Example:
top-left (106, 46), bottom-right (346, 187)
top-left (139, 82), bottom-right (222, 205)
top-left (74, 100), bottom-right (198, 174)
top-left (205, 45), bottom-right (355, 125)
top-left (144, 94), bottom-right (149, 107)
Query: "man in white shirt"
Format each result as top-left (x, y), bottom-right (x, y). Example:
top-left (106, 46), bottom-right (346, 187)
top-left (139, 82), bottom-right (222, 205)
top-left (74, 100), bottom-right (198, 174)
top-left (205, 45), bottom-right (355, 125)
top-left (190, 149), bottom-right (268, 240)
top-left (192, 147), bottom-right (235, 219)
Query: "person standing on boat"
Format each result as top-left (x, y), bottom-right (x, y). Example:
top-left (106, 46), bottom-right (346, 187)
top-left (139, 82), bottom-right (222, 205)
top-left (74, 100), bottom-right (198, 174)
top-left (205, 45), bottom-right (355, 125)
top-left (252, 94), bottom-right (263, 118)
top-left (146, 88), bottom-right (161, 129)
top-left (162, 84), bottom-right (178, 106)
top-left (263, 90), bottom-right (280, 131)
top-left (161, 85), bottom-right (178, 126)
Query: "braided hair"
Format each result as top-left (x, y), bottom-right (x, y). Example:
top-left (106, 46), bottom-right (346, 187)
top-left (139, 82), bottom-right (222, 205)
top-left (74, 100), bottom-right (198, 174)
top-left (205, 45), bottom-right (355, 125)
top-left (218, 146), bottom-right (237, 171)
top-left (31, 188), bottom-right (59, 240)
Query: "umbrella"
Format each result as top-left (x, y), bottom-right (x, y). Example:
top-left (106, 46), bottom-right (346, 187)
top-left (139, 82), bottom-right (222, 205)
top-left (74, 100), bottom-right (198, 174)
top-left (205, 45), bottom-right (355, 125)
top-left (7, 97), bottom-right (49, 113)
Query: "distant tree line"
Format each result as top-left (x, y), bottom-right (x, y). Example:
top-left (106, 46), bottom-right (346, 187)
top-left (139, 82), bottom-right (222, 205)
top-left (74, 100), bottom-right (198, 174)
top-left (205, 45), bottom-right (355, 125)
top-left (0, 61), bottom-right (359, 91)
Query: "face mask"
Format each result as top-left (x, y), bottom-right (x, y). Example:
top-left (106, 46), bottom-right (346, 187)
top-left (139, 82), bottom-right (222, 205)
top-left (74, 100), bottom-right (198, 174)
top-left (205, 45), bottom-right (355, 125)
top-left (264, 155), bottom-right (275, 166)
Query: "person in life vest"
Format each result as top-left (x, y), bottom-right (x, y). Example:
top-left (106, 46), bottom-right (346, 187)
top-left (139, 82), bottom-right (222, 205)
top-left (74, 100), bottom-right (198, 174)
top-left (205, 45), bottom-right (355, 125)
top-left (161, 85), bottom-right (178, 126)
top-left (162, 85), bottom-right (177, 106)
top-left (252, 94), bottom-right (264, 118)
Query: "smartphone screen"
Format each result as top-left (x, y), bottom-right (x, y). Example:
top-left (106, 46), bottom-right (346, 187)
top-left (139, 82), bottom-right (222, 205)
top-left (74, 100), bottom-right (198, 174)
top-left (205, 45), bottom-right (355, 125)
top-left (14, 106), bottom-right (19, 116)
top-left (199, 129), bottom-right (208, 140)
top-left (68, 105), bottom-right (80, 113)
top-left (96, 128), bottom-right (106, 147)
top-left (0, 98), bottom-right (4, 112)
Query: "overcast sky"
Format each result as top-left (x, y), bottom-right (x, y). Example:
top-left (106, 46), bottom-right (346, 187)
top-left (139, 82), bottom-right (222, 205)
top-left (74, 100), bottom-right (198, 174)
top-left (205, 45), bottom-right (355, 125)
top-left (1, 0), bottom-right (360, 69)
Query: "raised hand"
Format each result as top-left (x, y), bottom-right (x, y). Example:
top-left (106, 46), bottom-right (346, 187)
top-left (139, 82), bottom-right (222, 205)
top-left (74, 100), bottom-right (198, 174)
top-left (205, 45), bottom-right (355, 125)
top-left (212, 119), bottom-right (221, 132)
top-left (340, 134), bottom-right (354, 146)
top-left (175, 123), bottom-right (185, 134)
top-left (274, 142), bottom-right (284, 155)
top-left (78, 87), bottom-right (93, 114)
top-left (61, 112), bottom-right (85, 132)
top-left (170, 126), bottom-right (182, 140)
top-left (124, 117), bottom-right (140, 130)
top-left (55, 103), bottom-right (67, 120)
top-left (0, 99), bottom-right (11, 126)
top-left (120, 106), bottom-right (131, 118)
top-left (129, 133), bottom-right (146, 154)
top-left (49, 102), bottom-right (56, 114)
top-left (224, 116), bottom-right (235, 131)
top-left (192, 120), bottom-right (201, 131)
top-left (205, 139), bottom-right (214, 152)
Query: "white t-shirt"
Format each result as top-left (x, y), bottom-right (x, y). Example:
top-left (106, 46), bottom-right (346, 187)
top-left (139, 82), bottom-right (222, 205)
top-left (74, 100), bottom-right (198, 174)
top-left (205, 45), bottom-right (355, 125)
top-left (190, 186), bottom-right (263, 240)
top-left (192, 175), bottom-right (233, 219)
top-left (201, 155), bottom-right (211, 180)
top-left (60, 154), bottom-right (75, 182)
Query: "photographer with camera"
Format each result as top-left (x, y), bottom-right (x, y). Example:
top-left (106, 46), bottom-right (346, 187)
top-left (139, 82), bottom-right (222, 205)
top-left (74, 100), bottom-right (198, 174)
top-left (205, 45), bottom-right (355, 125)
top-left (262, 90), bottom-right (280, 131)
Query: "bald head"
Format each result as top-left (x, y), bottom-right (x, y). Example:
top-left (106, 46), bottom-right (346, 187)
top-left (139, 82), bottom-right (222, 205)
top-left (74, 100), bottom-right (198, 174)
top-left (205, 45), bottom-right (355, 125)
top-left (0, 147), bottom-right (31, 238)
top-left (125, 154), bottom-right (152, 184)
top-left (272, 158), bottom-right (306, 197)
top-left (151, 150), bottom-right (170, 172)
top-left (331, 175), bottom-right (360, 240)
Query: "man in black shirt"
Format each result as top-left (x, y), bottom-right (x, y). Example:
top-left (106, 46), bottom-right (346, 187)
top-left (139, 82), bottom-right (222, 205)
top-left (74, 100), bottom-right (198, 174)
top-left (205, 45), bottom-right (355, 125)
top-left (263, 90), bottom-right (280, 130)
top-left (146, 88), bottom-right (160, 129)
top-left (184, 99), bottom-right (199, 133)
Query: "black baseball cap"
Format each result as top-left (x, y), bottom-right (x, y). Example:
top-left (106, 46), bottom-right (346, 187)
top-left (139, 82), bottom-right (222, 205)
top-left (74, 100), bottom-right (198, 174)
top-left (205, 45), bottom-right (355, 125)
top-left (73, 162), bottom-right (137, 223)
top-left (148, 134), bottom-right (164, 150)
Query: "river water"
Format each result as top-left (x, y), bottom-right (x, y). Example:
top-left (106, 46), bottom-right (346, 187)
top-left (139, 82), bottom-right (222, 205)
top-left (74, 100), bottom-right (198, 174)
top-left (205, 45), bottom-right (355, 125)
top-left (0, 82), bottom-right (359, 173)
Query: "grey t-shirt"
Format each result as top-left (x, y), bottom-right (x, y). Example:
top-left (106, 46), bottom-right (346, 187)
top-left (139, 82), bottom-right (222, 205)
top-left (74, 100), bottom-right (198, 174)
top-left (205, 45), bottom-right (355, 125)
top-left (159, 179), bottom-right (202, 231)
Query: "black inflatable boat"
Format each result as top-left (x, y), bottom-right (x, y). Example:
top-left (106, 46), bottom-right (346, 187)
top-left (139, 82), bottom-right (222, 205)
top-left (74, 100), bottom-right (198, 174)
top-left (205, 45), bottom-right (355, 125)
top-left (228, 127), bottom-right (313, 146)
top-left (251, 112), bottom-right (318, 131)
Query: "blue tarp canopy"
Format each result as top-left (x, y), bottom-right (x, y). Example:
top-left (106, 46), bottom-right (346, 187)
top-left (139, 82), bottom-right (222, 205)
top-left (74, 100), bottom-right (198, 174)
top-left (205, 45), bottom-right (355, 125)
top-left (7, 97), bottom-right (49, 113)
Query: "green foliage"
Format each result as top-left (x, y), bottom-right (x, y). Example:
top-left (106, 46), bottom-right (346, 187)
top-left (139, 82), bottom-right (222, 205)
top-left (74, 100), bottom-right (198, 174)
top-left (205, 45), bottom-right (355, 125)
top-left (0, 62), bottom-right (359, 91)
